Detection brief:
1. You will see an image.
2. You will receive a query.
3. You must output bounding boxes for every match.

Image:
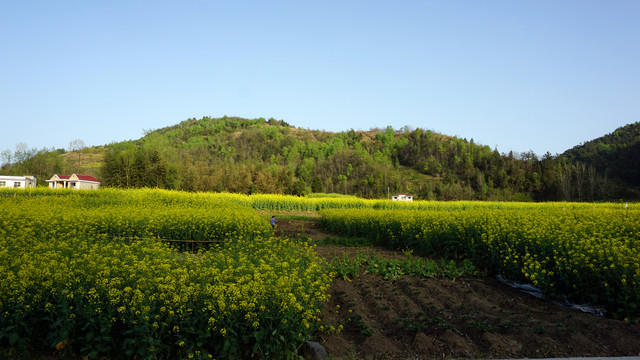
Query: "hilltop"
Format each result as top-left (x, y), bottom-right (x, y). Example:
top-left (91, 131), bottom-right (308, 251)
top-left (2, 116), bottom-right (638, 201)
top-left (100, 116), bottom-right (542, 200)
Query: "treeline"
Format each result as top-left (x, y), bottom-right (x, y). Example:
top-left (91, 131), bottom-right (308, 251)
top-left (1, 144), bottom-right (64, 181)
top-left (97, 116), bottom-right (637, 201)
top-left (1, 141), bottom-right (103, 183)
top-left (3, 116), bottom-right (638, 201)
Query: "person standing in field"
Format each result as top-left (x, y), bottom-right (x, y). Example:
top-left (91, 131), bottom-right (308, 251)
top-left (270, 215), bottom-right (276, 230)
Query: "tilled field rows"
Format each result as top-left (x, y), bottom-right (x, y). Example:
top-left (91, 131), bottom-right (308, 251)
top-left (314, 248), bottom-right (640, 360)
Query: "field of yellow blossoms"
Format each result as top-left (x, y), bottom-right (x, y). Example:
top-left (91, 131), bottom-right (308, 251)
top-left (321, 202), bottom-right (640, 321)
top-left (1, 188), bottom-right (638, 359)
top-left (0, 188), bottom-right (333, 359)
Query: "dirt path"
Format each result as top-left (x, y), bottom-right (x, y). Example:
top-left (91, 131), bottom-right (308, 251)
top-left (277, 217), bottom-right (640, 359)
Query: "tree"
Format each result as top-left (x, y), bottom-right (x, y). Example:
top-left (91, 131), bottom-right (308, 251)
top-left (22, 149), bottom-right (63, 181)
top-left (101, 142), bottom-right (136, 188)
top-left (68, 139), bottom-right (86, 152)
top-left (1, 149), bottom-right (12, 167)
top-left (587, 165), bottom-right (597, 201)
top-left (311, 175), bottom-right (323, 193)
top-left (574, 162), bottom-right (586, 201)
top-left (14, 143), bottom-right (30, 164)
top-left (558, 164), bottom-right (573, 201)
top-left (68, 139), bottom-right (86, 168)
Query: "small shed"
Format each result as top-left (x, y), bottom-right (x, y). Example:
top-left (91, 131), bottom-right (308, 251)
top-left (47, 174), bottom-right (101, 190)
top-left (392, 193), bottom-right (413, 202)
top-left (0, 175), bottom-right (37, 188)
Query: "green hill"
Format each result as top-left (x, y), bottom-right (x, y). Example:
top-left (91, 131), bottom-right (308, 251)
top-left (561, 122), bottom-right (640, 188)
top-left (3, 116), bottom-right (639, 201)
top-left (97, 116), bottom-right (540, 200)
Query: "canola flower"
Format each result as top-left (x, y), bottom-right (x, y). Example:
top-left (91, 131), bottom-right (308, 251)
top-left (2, 186), bottom-right (638, 358)
top-left (321, 203), bottom-right (640, 320)
top-left (0, 188), bottom-right (333, 359)
top-left (2, 186), bottom-right (633, 213)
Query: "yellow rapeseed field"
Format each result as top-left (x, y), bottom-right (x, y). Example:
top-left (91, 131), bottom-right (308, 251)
top-left (321, 202), bottom-right (640, 320)
top-left (2, 187), bottom-right (638, 359)
top-left (0, 188), bottom-right (333, 359)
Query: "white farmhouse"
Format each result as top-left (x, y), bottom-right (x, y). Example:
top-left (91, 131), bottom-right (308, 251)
top-left (392, 193), bottom-right (413, 201)
top-left (0, 175), bottom-right (37, 188)
top-left (47, 174), bottom-right (101, 190)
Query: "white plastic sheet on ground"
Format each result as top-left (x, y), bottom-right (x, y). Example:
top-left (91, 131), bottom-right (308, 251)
top-left (497, 275), bottom-right (606, 317)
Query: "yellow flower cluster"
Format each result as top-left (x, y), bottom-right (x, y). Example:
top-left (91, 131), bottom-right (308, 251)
top-left (0, 188), bottom-right (273, 244)
top-left (0, 188), bottom-right (333, 359)
top-left (321, 202), bottom-right (640, 319)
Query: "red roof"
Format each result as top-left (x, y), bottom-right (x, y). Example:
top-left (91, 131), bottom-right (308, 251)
top-left (75, 174), bottom-right (100, 182)
top-left (52, 174), bottom-right (100, 182)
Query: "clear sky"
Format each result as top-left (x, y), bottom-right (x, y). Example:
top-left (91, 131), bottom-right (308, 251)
top-left (1, 1), bottom-right (638, 157)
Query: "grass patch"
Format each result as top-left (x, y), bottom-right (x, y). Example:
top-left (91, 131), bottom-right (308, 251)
top-left (314, 236), bottom-right (371, 247)
top-left (329, 250), bottom-right (479, 281)
top-left (259, 213), bottom-right (321, 222)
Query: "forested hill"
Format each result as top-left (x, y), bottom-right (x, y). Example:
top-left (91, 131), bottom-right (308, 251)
top-left (561, 122), bottom-right (640, 188)
top-left (2, 116), bottom-right (638, 201)
top-left (96, 116), bottom-right (635, 200)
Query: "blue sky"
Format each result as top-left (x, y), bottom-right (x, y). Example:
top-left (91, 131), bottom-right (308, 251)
top-left (1, 1), bottom-right (638, 157)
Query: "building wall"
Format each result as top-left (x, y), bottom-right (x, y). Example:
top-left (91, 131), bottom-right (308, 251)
top-left (77, 181), bottom-right (100, 190)
top-left (392, 194), bottom-right (413, 201)
top-left (0, 176), bottom-right (37, 188)
top-left (48, 180), bottom-right (100, 190)
top-left (48, 174), bottom-right (100, 190)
